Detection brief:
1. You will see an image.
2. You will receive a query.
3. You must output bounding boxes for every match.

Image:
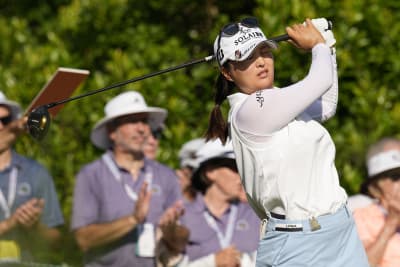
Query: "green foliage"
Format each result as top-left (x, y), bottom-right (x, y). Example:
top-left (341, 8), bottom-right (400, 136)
top-left (0, 0), bottom-right (400, 264)
top-left (254, 0), bottom-right (400, 193)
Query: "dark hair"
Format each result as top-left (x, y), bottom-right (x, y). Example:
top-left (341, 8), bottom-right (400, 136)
top-left (360, 168), bottom-right (400, 196)
top-left (192, 157), bottom-right (237, 194)
top-left (205, 71), bottom-right (236, 144)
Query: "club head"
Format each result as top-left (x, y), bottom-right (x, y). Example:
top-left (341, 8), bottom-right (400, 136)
top-left (27, 105), bottom-right (51, 140)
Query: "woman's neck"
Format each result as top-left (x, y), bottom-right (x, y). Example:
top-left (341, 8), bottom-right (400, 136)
top-left (0, 149), bottom-right (12, 171)
top-left (203, 186), bottom-right (230, 218)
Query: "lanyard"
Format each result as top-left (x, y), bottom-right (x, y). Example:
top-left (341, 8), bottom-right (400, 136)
top-left (102, 154), bottom-right (152, 202)
top-left (203, 205), bottom-right (238, 249)
top-left (0, 167), bottom-right (18, 218)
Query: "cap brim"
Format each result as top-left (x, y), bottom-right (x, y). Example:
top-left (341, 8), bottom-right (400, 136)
top-left (360, 166), bottom-right (400, 194)
top-left (0, 100), bottom-right (21, 120)
top-left (236, 40), bottom-right (277, 62)
top-left (191, 157), bottom-right (237, 192)
top-left (90, 108), bottom-right (167, 150)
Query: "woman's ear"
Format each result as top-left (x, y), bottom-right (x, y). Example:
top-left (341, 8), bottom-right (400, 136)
top-left (368, 184), bottom-right (382, 200)
top-left (205, 168), bottom-right (218, 182)
top-left (221, 67), bottom-right (234, 82)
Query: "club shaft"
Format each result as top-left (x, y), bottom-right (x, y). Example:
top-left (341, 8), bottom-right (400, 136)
top-left (270, 34), bottom-right (290, 42)
top-left (46, 55), bottom-right (215, 108)
top-left (45, 33), bottom-right (290, 109)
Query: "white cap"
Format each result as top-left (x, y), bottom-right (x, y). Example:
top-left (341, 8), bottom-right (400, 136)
top-left (213, 23), bottom-right (277, 66)
top-left (90, 91), bottom-right (167, 150)
top-left (195, 138), bottom-right (235, 166)
top-left (178, 138), bottom-right (207, 169)
top-left (0, 91), bottom-right (21, 120)
top-left (367, 150), bottom-right (400, 177)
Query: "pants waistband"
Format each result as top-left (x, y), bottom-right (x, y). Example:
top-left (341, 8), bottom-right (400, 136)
top-left (265, 205), bottom-right (351, 233)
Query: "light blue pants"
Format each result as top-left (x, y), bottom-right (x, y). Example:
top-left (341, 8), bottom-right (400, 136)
top-left (256, 206), bottom-right (369, 267)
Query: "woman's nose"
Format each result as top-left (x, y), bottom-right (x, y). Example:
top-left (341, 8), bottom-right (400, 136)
top-left (256, 55), bottom-right (265, 67)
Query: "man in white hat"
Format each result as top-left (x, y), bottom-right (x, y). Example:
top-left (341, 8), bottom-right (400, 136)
top-left (0, 91), bottom-right (64, 263)
top-left (352, 137), bottom-right (400, 267)
top-left (71, 91), bottom-right (183, 267)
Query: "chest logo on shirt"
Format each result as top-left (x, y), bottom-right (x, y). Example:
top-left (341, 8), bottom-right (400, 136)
top-left (17, 183), bottom-right (31, 197)
top-left (236, 219), bottom-right (249, 231)
top-left (150, 184), bottom-right (161, 196)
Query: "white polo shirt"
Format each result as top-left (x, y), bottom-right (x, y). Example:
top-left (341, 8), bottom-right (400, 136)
top-left (227, 44), bottom-right (347, 220)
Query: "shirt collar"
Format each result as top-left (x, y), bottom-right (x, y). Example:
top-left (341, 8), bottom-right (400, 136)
top-left (227, 92), bottom-right (248, 108)
top-left (10, 150), bottom-right (22, 169)
top-left (193, 193), bottom-right (237, 218)
top-left (106, 150), bottom-right (148, 173)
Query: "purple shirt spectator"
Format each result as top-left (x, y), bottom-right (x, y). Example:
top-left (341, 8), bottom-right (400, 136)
top-left (180, 194), bottom-right (260, 261)
top-left (72, 151), bottom-right (182, 267)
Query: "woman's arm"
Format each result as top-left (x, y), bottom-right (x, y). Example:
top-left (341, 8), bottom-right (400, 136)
top-left (236, 43), bottom-right (334, 135)
top-left (302, 50), bottom-right (338, 122)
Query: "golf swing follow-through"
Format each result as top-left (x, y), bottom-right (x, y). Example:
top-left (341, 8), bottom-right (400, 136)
top-left (26, 17), bottom-right (332, 141)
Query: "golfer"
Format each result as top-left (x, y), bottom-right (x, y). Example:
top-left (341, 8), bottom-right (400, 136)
top-left (205, 17), bottom-right (369, 266)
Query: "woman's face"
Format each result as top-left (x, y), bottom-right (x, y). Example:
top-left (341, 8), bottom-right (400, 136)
top-left (373, 178), bottom-right (400, 211)
top-left (222, 43), bottom-right (274, 94)
top-left (207, 167), bottom-right (243, 199)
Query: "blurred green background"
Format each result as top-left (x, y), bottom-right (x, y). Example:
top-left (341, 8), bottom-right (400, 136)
top-left (1, 0), bottom-right (400, 265)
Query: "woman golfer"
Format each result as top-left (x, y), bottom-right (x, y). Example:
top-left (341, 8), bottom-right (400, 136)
top-left (205, 17), bottom-right (369, 266)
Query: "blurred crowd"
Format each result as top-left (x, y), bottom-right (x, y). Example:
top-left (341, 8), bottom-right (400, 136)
top-left (0, 89), bottom-right (399, 267)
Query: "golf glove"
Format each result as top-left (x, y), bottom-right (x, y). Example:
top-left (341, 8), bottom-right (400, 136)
top-left (306, 18), bottom-right (336, 47)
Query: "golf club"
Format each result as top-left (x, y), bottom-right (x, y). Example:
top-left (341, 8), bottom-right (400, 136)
top-left (27, 33), bottom-right (293, 140)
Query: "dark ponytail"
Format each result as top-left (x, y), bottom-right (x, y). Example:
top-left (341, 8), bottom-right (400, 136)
top-left (205, 72), bottom-right (235, 144)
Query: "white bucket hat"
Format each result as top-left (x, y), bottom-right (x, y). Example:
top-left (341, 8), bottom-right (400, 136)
top-left (191, 138), bottom-right (237, 193)
top-left (90, 91), bottom-right (167, 150)
top-left (213, 18), bottom-right (277, 67)
top-left (196, 138), bottom-right (235, 165)
top-left (178, 138), bottom-right (207, 169)
top-left (0, 91), bottom-right (21, 120)
top-left (367, 149), bottom-right (400, 177)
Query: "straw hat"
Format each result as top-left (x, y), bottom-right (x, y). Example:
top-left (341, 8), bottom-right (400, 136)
top-left (90, 91), bottom-right (167, 149)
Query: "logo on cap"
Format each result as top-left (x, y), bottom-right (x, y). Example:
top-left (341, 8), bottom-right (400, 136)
top-left (235, 50), bottom-right (242, 60)
top-left (218, 49), bottom-right (225, 62)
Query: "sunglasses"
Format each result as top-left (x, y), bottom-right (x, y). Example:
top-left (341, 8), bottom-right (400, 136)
top-left (152, 128), bottom-right (163, 140)
top-left (0, 114), bottom-right (13, 126)
top-left (216, 17), bottom-right (259, 67)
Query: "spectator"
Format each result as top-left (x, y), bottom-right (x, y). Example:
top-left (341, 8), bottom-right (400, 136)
top-left (353, 137), bottom-right (400, 267)
top-left (71, 91), bottom-right (183, 267)
top-left (0, 91), bottom-right (64, 263)
top-left (143, 126), bottom-right (164, 160)
top-left (177, 139), bottom-right (260, 267)
top-left (176, 138), bottom-right (206, 202)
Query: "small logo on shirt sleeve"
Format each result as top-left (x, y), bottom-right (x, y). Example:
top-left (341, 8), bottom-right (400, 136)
top-left (255, 91), bottom-right (264, 108)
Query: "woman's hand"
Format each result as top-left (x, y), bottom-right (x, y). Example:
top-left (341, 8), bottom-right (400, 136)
top-left (286, 18), bottom-right (325, 51)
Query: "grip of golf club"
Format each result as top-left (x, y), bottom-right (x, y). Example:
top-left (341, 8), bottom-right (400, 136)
top-left (270, 19), bottom-right (332, 43)
top-left (270, 34), bottom-right (290, 43)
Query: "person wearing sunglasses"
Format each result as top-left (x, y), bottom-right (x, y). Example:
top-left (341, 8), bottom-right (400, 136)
top-left (176, 138), bottom-right (207, 203)
top-left (205, 17), bottom-right (369, 266)
top-left (351, 137), bottom-right (400, 267)
top-left (143, 127), bottom-right (164, 160)
top-left (0, 91), bottom-right (64, 263)
top-left (71, 91), bottom-right (183, 267)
